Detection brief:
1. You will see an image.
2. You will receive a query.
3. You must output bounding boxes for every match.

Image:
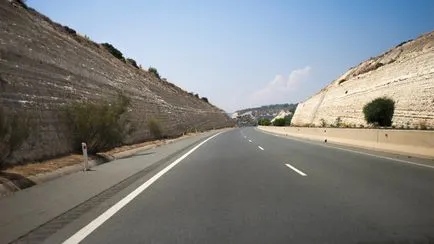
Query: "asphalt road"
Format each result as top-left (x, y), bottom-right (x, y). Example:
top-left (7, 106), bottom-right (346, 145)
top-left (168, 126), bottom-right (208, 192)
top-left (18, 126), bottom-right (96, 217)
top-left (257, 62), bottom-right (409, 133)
top-left (63, 127), bottom-right (434, 244)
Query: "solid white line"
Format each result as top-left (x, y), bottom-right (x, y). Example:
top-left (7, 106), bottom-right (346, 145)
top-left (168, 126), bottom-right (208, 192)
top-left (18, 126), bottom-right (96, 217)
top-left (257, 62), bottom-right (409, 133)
top-left (285, 163), bottom-right (307, 176)
top-left (323, 144), bottom-right (434, 169)
top-left (248, 140), bottom-right (252, 143)
top-left (258, 146), bottom-right (264, 150)
top-left (259, 129), bottom-right (434, 170)
top-left (63, 132), bottom-right (223, 244)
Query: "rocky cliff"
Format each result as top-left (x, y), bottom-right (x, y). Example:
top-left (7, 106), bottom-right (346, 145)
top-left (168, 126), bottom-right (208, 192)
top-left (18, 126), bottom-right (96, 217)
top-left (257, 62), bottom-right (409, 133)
top-left (292, 31), bottom-right (434, 128)
top-left (0, 1), bottom-right (233, 164)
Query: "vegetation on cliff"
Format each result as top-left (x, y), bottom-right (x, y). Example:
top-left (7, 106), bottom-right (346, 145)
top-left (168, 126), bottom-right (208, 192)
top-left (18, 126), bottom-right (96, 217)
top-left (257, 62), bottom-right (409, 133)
top-left (363, 97), bottom-right (395, 127)
top-left (148, 67), bottom-right (161, 79)
top-left (0, 107), bottom-right (30, 167)
top-left (101, 43), bottom-right (126, 62)
top-left (64, 95), bottom-right (134, 154)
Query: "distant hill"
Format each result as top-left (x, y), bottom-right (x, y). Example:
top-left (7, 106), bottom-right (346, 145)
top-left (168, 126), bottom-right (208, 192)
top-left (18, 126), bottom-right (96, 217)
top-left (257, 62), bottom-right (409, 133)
top-left (232, 104), bottom-right (297, 126)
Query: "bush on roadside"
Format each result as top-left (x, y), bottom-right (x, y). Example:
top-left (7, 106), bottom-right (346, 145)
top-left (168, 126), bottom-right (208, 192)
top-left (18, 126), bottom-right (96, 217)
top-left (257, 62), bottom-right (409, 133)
top-left (64, 95), bottom-right (133, 154)
top-left (0, 107), bottom-right (30, 167)
top-left (320, 118), bottom-right (327, 127)
top-left (363, 97), bottom-right (395, 127)
top-left (418, 120), bottom-right (428, 130)
top-left (258, 118), bottom-right (271, 126)
top-left (334, 117), bottom-right (342, 127)
top-left (272, 118), bottom-right (286, 126)
top-left (284, 115), bottom-right (293, 126)
top-left (147, 118), bottom-right (163, 139)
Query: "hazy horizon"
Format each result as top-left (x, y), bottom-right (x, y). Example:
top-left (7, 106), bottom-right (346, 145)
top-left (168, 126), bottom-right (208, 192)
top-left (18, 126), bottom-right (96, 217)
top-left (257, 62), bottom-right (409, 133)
top-left (27, 0), bottom-right (434, 113)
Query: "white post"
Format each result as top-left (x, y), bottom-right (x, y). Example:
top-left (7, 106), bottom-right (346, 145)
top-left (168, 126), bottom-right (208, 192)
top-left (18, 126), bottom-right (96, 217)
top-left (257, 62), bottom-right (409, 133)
top-left (81, 142), bottom-right (88, 171)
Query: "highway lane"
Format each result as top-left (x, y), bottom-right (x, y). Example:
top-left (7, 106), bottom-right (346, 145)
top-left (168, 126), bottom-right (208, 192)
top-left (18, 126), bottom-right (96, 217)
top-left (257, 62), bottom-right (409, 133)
top-left (64, 127), bottom-right (434, 243)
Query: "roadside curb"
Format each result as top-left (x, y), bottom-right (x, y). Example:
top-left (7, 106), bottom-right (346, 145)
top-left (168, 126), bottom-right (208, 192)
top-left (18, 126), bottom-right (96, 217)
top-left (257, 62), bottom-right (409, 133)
top-left (0, 136), bottom-right (187, 197)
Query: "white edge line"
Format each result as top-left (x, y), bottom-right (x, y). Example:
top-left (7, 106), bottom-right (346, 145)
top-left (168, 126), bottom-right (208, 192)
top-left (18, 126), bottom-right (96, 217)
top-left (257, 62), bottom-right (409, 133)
top-left (258, 146), bottom-right (264, 150)
top-left (285, 163), bottom-right (307, 176)
top-left (258, 129), bottom-right (434, 170)
top-left (63, 132), bottom-right (223, 244)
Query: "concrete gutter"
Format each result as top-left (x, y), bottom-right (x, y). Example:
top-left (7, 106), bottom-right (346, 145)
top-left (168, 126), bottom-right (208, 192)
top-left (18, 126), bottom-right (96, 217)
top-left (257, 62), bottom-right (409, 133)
top-left (258, 126), bottom-right (434, 159)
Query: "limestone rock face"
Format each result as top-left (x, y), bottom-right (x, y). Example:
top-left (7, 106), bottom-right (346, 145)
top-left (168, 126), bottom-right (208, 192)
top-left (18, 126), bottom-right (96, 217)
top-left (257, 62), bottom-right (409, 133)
top-left (291, 31), bottom-right (434, 129)
top-left (0, 1), bottom-right (233, 164)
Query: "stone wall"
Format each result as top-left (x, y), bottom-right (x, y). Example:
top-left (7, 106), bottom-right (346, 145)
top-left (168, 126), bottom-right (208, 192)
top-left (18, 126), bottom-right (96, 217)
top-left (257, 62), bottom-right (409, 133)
top-left (0, 1), bottom-right (233, 164)
top-left (292, 31), bottom-right (434, 129)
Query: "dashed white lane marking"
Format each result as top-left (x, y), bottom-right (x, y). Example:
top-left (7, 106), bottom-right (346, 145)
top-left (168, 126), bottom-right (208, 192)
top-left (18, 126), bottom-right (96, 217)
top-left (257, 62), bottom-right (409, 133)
top-left (248, 140), bottom-right (252, 143)
top-left (62, 132), bottom-right (223, 244)
top-left (258, 146), bottom-right (264, 150)
top-left (285, 163), bottom-right (307, 176)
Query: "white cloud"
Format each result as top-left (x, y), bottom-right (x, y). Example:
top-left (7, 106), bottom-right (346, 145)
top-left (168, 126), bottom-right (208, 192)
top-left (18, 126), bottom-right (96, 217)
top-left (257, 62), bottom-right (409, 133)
top-left (249, 66), bottom-right (311, 106)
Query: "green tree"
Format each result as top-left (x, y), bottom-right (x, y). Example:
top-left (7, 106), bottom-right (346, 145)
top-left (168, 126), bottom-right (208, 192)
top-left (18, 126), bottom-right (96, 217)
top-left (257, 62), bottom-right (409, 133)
top-left (258, 118), bottom-right (271, 126)
top-left (272, 118), bottom-right (286, 126)
top-left (363, 97), bottom-right (395, 127)
top-left (284, 114), bottom-right (293, 125)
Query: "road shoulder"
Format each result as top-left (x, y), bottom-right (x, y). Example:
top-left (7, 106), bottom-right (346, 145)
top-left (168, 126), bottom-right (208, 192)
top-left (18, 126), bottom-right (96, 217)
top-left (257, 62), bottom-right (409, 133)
top-left (0, 129), bottom-right (226, 244)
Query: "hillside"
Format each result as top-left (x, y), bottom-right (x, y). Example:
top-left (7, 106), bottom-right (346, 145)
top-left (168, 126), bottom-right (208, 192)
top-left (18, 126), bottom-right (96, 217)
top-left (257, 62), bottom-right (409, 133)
top-left (292, 31), bottom-right (434, 128)
top-left (0, 1), bottom-right (233, 164)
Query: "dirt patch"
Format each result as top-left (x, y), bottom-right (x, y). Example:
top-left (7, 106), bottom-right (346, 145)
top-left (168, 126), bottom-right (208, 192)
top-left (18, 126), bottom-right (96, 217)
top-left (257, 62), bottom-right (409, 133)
top-left (1, 133), bottom-right (198, 178)
top-left (3, 154), bottom-right (85, 177)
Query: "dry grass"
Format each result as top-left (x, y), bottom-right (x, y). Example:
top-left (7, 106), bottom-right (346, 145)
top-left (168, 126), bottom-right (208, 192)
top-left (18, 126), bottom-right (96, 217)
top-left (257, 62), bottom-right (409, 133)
top-left (101, 140), bottom-right (161, 155)
top-left (4, 154), bottom-right (84, 177)
top-left (1, 132), bottom-right (200, 177)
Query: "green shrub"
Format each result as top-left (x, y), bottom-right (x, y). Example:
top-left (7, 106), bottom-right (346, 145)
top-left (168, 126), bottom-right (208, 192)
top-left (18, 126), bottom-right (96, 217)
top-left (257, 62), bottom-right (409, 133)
top-left (273, 118), bottom-right (286, 126)
top-left (363, 97), bottom-right (395, 127)
top-left (148, 67), bottom-right (161, 79)
top-left (0, 107), bottom-right (30, 167)
top-left (284, 115), bottom-right (293, 125)
top-left (127, 58), bottom-right (139, 69)
top-left (334, 117), bottom-right (342, 127)
top-left (396, 39), bottom-right (412, 48)
top-left (101, 43), bottom-right (125, 62)
top-left (16, 0), bottom-right (28, 9)
top-left (258, 118), bottom-right (271, 126)
top-left (147, 118), bottom-right (163, 139)
top-left (418, 120), bottom-right (428, 130)
top-left (63, 25), bottom-right (77, 35)
top-left (320, 118), bottom-right (327, 127)
top-left (64, 95), bottom-right (132, 154)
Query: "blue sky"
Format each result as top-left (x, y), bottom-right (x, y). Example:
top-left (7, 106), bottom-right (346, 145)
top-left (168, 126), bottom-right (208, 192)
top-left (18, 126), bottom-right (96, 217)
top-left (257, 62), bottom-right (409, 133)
top-left (27, 0), bottom-right (434, 112)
